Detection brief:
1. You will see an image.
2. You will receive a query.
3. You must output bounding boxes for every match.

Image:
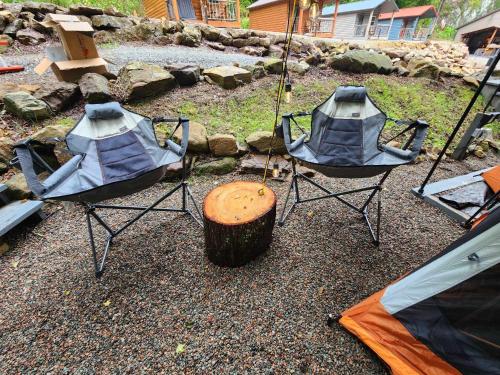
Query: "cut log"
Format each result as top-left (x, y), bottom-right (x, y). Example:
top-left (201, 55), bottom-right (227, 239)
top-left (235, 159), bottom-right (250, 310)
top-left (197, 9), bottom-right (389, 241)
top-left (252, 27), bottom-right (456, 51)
top-left (203, 180), bottom-right (277, 267)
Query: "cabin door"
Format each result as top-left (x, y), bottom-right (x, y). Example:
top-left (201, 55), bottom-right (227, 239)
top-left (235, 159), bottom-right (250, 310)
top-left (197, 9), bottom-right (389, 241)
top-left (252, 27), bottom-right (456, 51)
top-left (177, 0), bottom-right (196, 19)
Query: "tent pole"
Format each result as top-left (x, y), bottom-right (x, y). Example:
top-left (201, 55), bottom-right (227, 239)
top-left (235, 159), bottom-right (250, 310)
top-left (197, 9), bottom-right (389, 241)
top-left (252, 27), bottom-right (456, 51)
top-left (417, 51), bottom-right (500, 194)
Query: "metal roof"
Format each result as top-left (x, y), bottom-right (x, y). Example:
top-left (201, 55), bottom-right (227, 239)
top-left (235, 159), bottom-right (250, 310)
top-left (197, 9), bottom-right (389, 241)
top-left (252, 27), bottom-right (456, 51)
top-left (322, 0), bottom-right (398, 16)
top-left (379, 5), bottom-right (438, 20)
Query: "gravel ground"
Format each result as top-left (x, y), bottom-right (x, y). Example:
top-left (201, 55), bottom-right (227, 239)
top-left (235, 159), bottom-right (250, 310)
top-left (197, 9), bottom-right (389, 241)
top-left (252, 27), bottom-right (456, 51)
top-left (1, 42), bottom-right (266, 83)
top-left (0, 154), bottom-right (497, 374)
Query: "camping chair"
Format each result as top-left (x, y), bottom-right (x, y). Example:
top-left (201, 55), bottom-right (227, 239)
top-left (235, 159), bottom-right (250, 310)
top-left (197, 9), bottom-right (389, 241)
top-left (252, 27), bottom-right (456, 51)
top-left (13, 102), bottom-right (202, 277)
top-left (278, 86), bottom-right (428, 244)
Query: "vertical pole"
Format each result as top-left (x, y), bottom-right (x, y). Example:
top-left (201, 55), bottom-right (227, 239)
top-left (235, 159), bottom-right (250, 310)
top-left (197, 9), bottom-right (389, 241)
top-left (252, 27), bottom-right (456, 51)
top-left (365, 9), bottom-right (374, 39)
top-left (331, 0), bottom-right (339, 37)
top-left (172, 0), bottom-right (181, 21)
top-left (291, 158), bottom-right (300, 203)
top-left (387, 12), bottom-right (394, 40)
top-left (182, 156), bottom-right (187, 211)
top-left (298, 7), bottom-right (304, 34)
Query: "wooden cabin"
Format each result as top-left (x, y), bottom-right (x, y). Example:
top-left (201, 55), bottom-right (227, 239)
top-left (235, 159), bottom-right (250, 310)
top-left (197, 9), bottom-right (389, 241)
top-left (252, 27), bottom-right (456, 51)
top-left (378, 5), bottom-right (438, 41)
top-left (248, 0), bottom-right (399, 39)
top-left (143, 0), bottom-right (241, 28)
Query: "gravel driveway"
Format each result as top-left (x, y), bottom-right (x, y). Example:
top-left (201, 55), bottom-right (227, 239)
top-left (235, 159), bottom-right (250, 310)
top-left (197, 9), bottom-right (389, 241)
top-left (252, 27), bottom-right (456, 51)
top-left (0, 154), bottom-right (496, 374)
top-left (1, 42), bottom-right (266, 83)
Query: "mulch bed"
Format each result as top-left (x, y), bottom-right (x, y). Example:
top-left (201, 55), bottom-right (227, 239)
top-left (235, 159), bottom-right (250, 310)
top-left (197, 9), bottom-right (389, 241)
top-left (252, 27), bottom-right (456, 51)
top-left (0, 155), bottom-right (496, 373)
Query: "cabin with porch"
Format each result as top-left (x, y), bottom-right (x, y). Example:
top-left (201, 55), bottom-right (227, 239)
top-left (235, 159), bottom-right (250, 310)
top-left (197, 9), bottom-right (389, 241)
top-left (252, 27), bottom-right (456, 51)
top-left (143, 0), bottom-right (241, 28)
top-left (317, 0), bottom-right (398, 39)
top-left (377, 5), bottom-right (438, 41)
top-left (248, 0), bottom-right (398, 38)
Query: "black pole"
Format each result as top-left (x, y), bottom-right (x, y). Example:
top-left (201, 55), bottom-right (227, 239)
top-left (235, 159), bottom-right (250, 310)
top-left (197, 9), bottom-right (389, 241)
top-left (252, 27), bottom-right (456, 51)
top-left (418, 51), bottom-right (500, 194)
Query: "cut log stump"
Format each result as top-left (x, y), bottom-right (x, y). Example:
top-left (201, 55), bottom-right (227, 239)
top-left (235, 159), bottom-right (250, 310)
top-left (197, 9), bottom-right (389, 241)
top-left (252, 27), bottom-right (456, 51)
top-left (203, 181), bottom-right (277, 267)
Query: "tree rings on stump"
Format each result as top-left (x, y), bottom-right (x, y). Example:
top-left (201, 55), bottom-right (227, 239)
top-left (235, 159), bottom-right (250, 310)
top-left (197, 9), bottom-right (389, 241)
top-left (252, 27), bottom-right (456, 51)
top-left (203, 181), bottom-right (277, 267)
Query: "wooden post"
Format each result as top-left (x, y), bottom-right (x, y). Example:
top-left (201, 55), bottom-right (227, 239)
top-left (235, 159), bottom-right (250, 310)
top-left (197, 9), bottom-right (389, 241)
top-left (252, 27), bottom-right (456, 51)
top-left (297, 7), bottom-right (304, 35)
top-left (387, 11), bottom-right (395, 40)
top-left (365, 9), bottom-right (374, 39)
top-left (172, 0), bottom-right (181, 21)
top-left (203, 181), bottom-right (277, 267)
top-left (331, 0), bottom-right (339, 37)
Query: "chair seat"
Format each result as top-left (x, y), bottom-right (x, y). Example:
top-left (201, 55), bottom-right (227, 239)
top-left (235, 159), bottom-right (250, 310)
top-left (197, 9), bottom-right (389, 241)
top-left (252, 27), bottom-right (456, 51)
top-left (289, 141), bottom-right (414, 178)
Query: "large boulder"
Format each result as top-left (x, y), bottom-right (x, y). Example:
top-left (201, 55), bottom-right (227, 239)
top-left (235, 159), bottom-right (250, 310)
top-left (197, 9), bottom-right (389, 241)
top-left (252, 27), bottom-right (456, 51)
top-left (69, 5), bottom-right (103, 16)
top-left (4, 19), bottom-right (23, 37)
top-left (21, 2), bottom-right (57, 14)
top-left (0, 136), bottom-right (14, 163)
top-left (206, 41), bottom-right (225, 51)
top-left (91, 14), bottom-right (133, 29)
top-left (208, 133), bottom-right (238, 156)
top-left (34, 82), bottom-right (80, 112)
top-left (31, 124), bottom-right (70, 143)
top-left (128, 21), bottom-right (162, 40)
top-left (239, 46), bottom-right (266, 56)
top-left (4, 91), bottom-right (51, 120)
top-left (5, 173), bottom-right (31, 200)
top-left (409, 63), bottom-right (440, 79)
top-left (203, 66), bottom-right (251, 89)
top-left (411, 64), bottom-right (440, 79)
top-left (218, 30), bottom-right (232, 46)
top-left (172, 121), bottom-right (208, 153)
top-left (0, 83), bottom-right (39, 101)
top-left (329, 50), bottom-right (393, 74)
top-left (227, 29), bottom-right (250, 39)
top-left (164, 64), bottom-right (200, 86)
top-left (78, 73), bottom-right (112, 103)
top-left (199, 24), bottom-right (220, 41)
top-left (173, 27), bottom-right (201, 47)
top-left (241, 64), bottom-right (266, 79)
top-left (194, 157), bottom-right (237, 175)
top-left (264, 58), bottom-right (283, 74)
top-left (16, 28), bottom-right (46, 45)
top-left (288, 60), bottom-right (310, 75)
top-left (118, 62), bottom-right (176, 101)
top-left (103, 6), bottom-right (127, 17)
top-left (245, 131), bottom-right (286, 154)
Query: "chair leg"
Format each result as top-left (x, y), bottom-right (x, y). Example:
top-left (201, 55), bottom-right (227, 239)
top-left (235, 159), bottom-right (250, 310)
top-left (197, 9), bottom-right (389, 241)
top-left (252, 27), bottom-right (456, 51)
top-left (361, 187), bottom-right (382, 246)
top-left (278, 160), bottom-right (300, 226)
top-left (85, 206), bottom-right (115, 278)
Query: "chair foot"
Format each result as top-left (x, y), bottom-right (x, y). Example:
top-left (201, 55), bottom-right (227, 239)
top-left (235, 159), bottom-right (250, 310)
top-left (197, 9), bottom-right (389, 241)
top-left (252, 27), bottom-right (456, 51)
top-left (373, 240), bottom-right (380, 247)
top-left (95, 269), bottom-right (104, 278)
top-left (327, 314), bottom-right (337, 327)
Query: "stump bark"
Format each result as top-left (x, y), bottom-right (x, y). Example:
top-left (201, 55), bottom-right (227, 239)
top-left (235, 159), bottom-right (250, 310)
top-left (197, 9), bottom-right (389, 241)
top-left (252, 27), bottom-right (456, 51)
top-left (203, 181), bottom-right (277, 267)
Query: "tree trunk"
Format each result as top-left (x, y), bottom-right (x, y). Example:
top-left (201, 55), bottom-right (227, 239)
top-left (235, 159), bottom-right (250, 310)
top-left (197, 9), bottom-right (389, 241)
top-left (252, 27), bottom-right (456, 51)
top-left (203, 181), bottom-right (277, 267)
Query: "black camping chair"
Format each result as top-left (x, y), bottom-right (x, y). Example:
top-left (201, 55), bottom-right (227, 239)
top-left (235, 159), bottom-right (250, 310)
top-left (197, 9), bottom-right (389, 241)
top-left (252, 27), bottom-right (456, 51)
top-left (12, 102), bottom-right (202, 277)
top-left (278, 86), bottom-right (428, 244)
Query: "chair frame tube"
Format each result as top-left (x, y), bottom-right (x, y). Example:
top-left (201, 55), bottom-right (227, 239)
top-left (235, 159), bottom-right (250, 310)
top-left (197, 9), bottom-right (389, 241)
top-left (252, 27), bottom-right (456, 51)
top-left (84, 157), bottom-right (202, 277)
top-left (278, 158), bottom-right (390, 245)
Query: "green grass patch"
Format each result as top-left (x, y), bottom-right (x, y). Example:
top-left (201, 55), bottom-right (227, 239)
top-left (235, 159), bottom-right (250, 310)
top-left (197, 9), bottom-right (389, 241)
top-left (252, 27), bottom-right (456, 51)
top-left (3, 0), bottom-right (143, 16)
top-left (174, 77), bottom-right (491, 148)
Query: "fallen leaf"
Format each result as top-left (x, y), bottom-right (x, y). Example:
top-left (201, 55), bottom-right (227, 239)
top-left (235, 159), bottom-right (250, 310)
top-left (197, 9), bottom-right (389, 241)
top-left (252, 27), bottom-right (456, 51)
top-left (176, 343), bottom-right (186, 354)
top-left (307, 211), bottom-right (314, 218)
top-left (318, 286), bottom-right (325, 295)
top-left (103, 300), bottom-right (111, 307)
top-left (11, 261), bottom-right (19, 268)
top-left (63, 290), bottom-right (71, 296)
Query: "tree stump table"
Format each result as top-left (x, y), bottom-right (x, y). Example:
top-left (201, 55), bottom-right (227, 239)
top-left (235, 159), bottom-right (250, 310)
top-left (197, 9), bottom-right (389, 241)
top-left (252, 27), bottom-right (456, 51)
top-left (203, 181), bottom-right (277, 267)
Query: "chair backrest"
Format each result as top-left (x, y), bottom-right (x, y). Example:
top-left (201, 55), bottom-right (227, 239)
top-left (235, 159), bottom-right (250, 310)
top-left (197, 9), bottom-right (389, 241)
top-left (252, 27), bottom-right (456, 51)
top-left (308, 86), bottom-right (387, 166)
top-left (65, 102), bottom-right (161, 184)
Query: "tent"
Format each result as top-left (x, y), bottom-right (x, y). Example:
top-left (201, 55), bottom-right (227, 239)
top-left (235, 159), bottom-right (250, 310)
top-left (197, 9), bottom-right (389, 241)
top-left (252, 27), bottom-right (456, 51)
top-left (339, 207), bottom-right (500, 374)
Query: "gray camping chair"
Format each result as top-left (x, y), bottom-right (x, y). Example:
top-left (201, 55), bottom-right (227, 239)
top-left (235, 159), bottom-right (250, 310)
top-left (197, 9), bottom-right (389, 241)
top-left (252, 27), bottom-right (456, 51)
top-left (13, 102), bottom-right (202, 277)
top-left (278, 86), bottom-right (428, 244)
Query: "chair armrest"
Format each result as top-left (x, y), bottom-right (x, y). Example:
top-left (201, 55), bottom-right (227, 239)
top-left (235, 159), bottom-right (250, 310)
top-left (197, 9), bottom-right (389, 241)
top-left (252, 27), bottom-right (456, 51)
top-left (43, 154), bottom-right (83, 192)
top-left (405, 120), bottom-right (429, 153)
top-left (13, 144), bottom-right (46, 196)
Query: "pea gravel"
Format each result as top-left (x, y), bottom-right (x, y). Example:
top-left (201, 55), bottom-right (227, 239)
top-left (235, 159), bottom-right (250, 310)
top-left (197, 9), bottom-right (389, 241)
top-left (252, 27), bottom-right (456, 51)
top-left (0, 155), bottom-right (497, 374)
